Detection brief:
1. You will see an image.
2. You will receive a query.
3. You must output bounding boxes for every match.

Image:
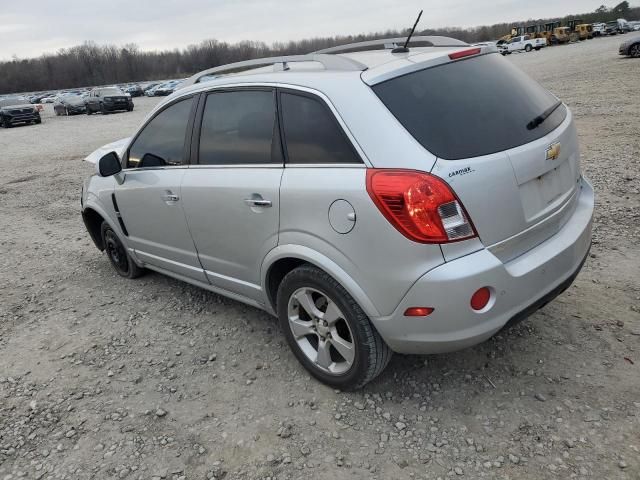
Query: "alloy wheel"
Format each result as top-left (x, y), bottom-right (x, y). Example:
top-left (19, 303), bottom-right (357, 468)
top-left (631, 44), bottom-right (640, 58)
top-left (287, 287), bottom-right (355, 375)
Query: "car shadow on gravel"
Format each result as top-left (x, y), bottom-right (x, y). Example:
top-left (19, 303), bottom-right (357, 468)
top-left (124, 267), bottom-right (547, 395)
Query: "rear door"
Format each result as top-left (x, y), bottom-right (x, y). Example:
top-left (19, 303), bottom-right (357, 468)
top-left (181, 88), bottom-right (283, 301)
top-left (116, 95), bottom-right (207, 282)
top-left (371, 52), bottom-right (581, 262)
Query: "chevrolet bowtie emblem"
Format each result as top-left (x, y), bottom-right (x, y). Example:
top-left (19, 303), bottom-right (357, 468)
top-left (546, 142), bottom-right (561, 161)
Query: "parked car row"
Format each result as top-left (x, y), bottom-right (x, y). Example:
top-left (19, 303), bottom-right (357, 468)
top-left (0, 85), bottom-right (140, 127)
top-left (144, 80), bottom-right (184, 96)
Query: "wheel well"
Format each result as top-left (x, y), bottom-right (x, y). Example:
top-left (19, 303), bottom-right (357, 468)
top-left (82, 208), bottom-right (105, 250)
top-left (265, 257), bottom-right (308, 311)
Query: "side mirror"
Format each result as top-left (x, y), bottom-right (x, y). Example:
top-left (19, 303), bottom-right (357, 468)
top-left (97, 152), bottom-right (122, 177)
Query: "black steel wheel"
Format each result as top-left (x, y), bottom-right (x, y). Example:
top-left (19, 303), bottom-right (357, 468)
top-left (100, 221), bottom-right (144, 279)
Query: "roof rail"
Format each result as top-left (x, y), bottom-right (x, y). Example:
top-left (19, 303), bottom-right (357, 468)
top-left (313, 36), bottom-right (468, 54)
top-left (181, 54), bottom-right (367, 88)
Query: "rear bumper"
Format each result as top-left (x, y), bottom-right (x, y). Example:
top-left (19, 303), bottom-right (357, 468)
top-left (103, 102), bottom-right (131, 111)
top-left (370, 176), bottom-right (594, 354)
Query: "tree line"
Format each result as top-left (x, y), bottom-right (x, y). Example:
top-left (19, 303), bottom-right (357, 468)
top-left (1, 2), bottom-right (638, 94)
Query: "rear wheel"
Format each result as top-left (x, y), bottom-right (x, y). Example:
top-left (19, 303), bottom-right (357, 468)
top-left (100, 103), bottom-right (107, 114)
top-left (525, 44), bottom-right (533, 52)
top-left (630, 44), bottom-right (640, 58)
top-left (100, 222), bottom-right (144, 279)
top-left (277, 265), bottom-right (391, 390)
top-left (2, 117), bottom-right (11, 128)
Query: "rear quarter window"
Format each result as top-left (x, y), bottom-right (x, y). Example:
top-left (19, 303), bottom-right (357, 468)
top-left (372, 54), bottom-right (567, 160)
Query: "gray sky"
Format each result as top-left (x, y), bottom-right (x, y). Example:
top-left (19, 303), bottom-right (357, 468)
top-left (1, 0), bottom-right (610, 60)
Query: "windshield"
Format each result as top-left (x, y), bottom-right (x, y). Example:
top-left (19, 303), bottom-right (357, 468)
top-left (372, 54), bottom-right (567, 160)
top-left (99, 88), bottom-right (123, 96)
top-left (0, 97), bottom-right (28, 107)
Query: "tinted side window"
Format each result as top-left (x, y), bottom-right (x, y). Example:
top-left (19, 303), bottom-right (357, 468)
top-left (199, 90), bottom-right (277, 165)
top-left (128, 97), bottom-right (194, 168)
top-left (280, 92), bottom-right (361, 164)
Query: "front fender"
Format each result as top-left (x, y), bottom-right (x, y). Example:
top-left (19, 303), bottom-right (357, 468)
top-left (261, 244), bottom-right (381, 318)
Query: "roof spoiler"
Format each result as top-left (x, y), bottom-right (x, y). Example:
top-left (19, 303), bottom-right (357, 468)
top-left (313, 36), bottom-right (468, 54)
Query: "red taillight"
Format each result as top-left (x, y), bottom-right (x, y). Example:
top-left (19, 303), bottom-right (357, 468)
top-left (404, 307), bottom-right (434, 317)
top-left (448, 48), bottom-right (482, 60)
top-left (366, 169), bottom-right (476, 244)
top-left (470, 287), bottom-right (491, 311)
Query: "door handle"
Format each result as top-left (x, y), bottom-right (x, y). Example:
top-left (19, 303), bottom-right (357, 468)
top-left (162, 193), bottom-right (180, 202)
top-left (244, 197), bottom-right (272, 208)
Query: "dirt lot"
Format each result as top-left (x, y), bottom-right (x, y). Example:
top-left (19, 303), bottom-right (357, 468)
top-left (1, 34), bottom-right (639, 480)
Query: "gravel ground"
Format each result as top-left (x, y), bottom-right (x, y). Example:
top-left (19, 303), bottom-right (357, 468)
top-left (1, 34), bottom-right (639, 480)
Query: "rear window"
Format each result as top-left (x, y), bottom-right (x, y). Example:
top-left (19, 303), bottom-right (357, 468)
top-left (99, 88), bottom-right (123, 96)
top-left (372, 54), bottom-right (567, 160)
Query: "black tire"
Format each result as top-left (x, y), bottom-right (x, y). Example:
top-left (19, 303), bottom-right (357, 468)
top-left (86, 105), bottom-right (92, 115)
top-left (525, 44), bottom-right (533, 52)
top-left (35, 117), bottom-right (41, 124)
top-left (630, 44), bottom-right (640, 58)
top-left (127, 106), bottom-right (133, 112)
top-left (100, 103), bottom-right (107, 114)
top-left (2, 117), bottom-right (11, 128)
top-left (277, 265), bottom-right (391, 390)
top-left (100, 221), bottom-right (144, 279)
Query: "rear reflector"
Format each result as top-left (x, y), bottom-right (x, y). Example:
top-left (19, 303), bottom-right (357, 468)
top-left (448, 48), bottom-right (482, 60)
top-left (470, 287), bottom-right (491, 311)
top-left (366, 169), bottom-right (477, 244)
top-left (404, 307), bottom-right (434, 317)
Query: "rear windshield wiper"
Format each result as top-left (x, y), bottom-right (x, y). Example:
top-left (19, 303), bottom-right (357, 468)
top-left (526, 100), bottom-right (563, 130)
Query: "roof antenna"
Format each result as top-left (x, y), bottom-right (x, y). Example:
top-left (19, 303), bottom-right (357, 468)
top-left (392, 10), bottom-right (423, 53)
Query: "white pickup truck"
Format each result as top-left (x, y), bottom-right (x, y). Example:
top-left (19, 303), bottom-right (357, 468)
top-left (499, 35), bottom-right (547, 55)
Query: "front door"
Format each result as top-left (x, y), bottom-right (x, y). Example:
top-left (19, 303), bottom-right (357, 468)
top-left (181, 89), bottom-right (283, 301)
top-left (116, 95), bottom-right (206, 282)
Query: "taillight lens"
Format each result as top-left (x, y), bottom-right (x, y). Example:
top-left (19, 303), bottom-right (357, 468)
top-left (366, 169), bottom-right (476, 244)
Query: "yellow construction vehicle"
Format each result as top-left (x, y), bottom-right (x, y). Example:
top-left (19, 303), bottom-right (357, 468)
top-left (575, 24), bottom-right (594, 40)
top-left (497, 26), bottom-right (525, 46)
top-left (551, 26), bottom-right (571, 44)
top-left (540, 22), bottom-right (561, 44)
top-left (566, 19), bottom-right (584, 41)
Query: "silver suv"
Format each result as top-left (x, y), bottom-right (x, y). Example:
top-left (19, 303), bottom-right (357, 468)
top-left (81, 37), bottom-right (594, 389)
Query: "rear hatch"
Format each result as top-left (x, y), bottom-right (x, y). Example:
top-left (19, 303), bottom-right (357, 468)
top-left (371, 51), bottom-right (581, 262)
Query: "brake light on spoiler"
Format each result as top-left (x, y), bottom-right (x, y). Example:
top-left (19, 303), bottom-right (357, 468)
top-left (448, 48), bottom-right (482, 60)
